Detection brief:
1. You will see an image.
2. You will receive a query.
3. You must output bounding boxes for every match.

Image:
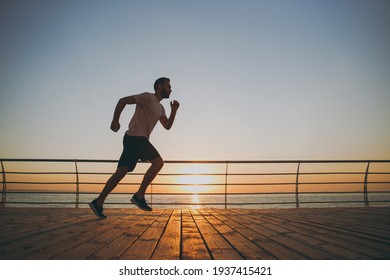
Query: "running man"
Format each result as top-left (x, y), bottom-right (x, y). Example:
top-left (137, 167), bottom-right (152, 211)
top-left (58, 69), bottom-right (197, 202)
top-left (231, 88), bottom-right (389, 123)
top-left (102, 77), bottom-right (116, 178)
top-left (89, 77), bottom-right (179, 218)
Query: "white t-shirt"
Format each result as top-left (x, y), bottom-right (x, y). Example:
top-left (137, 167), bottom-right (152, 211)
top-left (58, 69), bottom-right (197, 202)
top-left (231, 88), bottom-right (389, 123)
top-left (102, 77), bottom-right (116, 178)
top-left (126, 92), bottom-right (166, 139)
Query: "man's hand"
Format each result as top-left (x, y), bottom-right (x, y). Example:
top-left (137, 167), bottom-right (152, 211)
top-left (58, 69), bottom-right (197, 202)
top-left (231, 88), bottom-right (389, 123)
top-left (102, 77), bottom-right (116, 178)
top-left (110, 95), bottom-right (136, 133)
top-left (110, 120), bottom-right (120, 132)
top-left (160, 100), bottom-right (180, 130)
top-left (170, 100), bottom-right (180, 111)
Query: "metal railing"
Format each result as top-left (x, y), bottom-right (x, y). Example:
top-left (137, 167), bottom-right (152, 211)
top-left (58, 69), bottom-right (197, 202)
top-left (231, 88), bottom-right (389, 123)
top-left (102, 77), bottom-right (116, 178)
top-left (1, 159), bottom-right (390, 209)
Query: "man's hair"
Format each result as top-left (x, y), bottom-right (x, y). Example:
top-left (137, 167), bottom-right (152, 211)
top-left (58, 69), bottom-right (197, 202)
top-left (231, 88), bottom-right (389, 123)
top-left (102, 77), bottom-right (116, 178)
top-left (154, 77), bottom-right (170, 92)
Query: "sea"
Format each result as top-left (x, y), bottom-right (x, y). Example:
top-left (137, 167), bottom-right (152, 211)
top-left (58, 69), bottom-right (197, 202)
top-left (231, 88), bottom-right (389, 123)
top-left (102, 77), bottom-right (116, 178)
top-left (3, 192), bottom-right (390, 209)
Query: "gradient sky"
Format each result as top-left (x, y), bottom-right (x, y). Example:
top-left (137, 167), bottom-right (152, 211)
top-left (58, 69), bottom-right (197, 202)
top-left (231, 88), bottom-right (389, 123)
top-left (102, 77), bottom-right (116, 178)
top-left (1, 0), bottom-right (389, 161)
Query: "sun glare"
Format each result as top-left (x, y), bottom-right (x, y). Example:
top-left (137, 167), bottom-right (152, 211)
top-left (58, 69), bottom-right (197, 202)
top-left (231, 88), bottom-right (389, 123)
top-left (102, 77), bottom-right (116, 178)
top-left (176, 164), bottom-right (216, 193)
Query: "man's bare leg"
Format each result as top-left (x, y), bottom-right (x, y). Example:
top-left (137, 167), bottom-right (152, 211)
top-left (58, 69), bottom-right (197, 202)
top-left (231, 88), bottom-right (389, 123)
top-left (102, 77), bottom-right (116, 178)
top-left (96, 166), bottom-right (129, 206)
top-left (135, 157), bottom-right (164, 199)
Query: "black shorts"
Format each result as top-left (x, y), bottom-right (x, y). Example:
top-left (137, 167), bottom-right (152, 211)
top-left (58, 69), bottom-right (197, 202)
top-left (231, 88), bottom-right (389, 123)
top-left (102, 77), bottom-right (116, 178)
top-left (117, 134), bottom-right (161, 171)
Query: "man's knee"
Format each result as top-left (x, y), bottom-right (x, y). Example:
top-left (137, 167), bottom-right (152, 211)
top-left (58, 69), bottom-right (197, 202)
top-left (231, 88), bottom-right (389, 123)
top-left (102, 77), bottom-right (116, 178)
top-left (152, 157), bottom-right (164, 169)
top-left (115, 166), bottom-right (129, 177)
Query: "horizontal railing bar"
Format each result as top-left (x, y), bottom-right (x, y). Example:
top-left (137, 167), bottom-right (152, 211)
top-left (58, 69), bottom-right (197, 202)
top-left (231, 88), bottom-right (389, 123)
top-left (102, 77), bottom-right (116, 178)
top-left (155, 172), bottom-right (375, 176)
top-left (0, 159), bottom-right (117, 163)
top-left (2, 202), bottom-right (295, 206)
top-left (3, 181), bottom-right (390, 186)
top-left (5, 201), bottom-right (389, 206)
top-left (139, 202), bottom-right (297, 205)
top-left (5, 202), bottom-right (76, 205)
top-left (2, 182), bottom-right (81, 185)
top-left (3, 171), bottom-right (145, 176)
top-left (4, 172), bottom-right (77, 175)
top-left (6, 190), bottom-right (390, 194)
top-left (5, 171), bottom-right (390, 176)
top-left (161, 172), bottom-right (390, 176)
top-left (2, 158), bottom-right (390, 164)
top-left (298, 200), bottom-right (390, 204)
top-left (8, 201), bottom-right (381, 205)
top-left (134, 181), bottom-right (390, 186)
top-left (5, 200), bottom-right (390, 205)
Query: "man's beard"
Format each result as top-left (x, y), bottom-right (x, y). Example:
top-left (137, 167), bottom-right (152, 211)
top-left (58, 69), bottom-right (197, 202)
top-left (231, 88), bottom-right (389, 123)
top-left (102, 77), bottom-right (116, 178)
top-left (161, 90), bottom-right (170, 99)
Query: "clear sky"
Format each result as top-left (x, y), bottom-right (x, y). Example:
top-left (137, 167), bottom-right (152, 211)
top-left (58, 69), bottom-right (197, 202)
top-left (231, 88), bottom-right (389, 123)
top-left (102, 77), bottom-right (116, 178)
top-left (1, 0), bottom-right (389, 161)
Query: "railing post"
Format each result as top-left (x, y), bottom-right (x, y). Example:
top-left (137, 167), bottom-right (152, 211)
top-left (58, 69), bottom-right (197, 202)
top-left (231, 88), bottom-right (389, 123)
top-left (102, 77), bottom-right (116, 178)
top-left (1, 160), bottom-right (6, 208)
top-left (74, 160), bottom-right (80, 208)
top-left (224, 162), bottom-right (229, 209)
top-left (363, 161), bottom-right (370, 207)
top-left (295, 162), bottom-right (300, 208)
top-left (150, 183), bottom-right (153, 207)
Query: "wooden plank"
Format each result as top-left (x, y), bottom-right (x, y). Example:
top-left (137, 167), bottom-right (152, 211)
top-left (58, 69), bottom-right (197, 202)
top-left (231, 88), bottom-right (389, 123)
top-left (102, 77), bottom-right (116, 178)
top-left (274, 210), bottom-right (390, 244)
top-left (220, 210), bottom-right (306, 259)
top-left (151, 210), bottom-right (181, 260)
top-left (120, 210), bottom-right (172, 259)
top-left (52, 213), bottom-right (145, 260)
top-left (0, 209), bottom-right (121, 259)
top-left (87, 211), bottom-right (162, 260)
top-left (26, 209), bottom-right (146, 259)
top-left (235, 208), bottom-right (390, 259)
top-left (226, 209), bottom-right (337, 259)
top-left (0, 209), bottom-right (87, 244)
top-left (191, 210), bottom-right (243, 260)
top-left (0, 209), bottom-right (162, 260)
top-left (2, 220), bottom-right (110, 259)
top-left (27, 210), bottom-right (145, 259)
top-left (181, 210), bottom-right (211, 260)
top-left (247, 212), bottom-right (359, 259)
top-left (283, 208), bottom-right (390, 231)
top-left (264, 210), bottom-right (390, 259)
top-left (202, 210), bottom-right (275, 260)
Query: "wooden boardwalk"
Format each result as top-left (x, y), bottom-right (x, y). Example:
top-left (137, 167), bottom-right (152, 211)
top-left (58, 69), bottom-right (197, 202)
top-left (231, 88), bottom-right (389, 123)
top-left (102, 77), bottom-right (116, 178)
top-left (0, 207), bottom-right (389, 260)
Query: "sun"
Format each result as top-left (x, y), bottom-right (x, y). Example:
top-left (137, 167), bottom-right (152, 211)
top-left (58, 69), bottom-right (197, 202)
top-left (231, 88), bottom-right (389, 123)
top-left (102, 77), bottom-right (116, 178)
top-left (176, 164), bottom-right (215, 193)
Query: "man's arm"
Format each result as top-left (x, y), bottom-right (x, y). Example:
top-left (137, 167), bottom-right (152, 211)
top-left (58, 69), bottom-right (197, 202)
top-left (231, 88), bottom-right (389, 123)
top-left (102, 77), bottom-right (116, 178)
top-left (110, 95), bottom-right (137, 132)
top-left (160, 100), bottom-right (180, 130)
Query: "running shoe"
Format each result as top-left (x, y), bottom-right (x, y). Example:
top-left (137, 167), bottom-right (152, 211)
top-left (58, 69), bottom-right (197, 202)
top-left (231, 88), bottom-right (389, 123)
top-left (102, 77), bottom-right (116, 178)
top-left (89, 199), bottom-right (107, 219)
top-left (131, 193), bottom-right (152, 211)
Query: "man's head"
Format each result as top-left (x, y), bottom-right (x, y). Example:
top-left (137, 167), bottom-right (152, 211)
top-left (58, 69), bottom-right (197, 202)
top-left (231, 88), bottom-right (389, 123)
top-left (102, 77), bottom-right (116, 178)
top-left (154, 77), bottom-right (171, 99)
